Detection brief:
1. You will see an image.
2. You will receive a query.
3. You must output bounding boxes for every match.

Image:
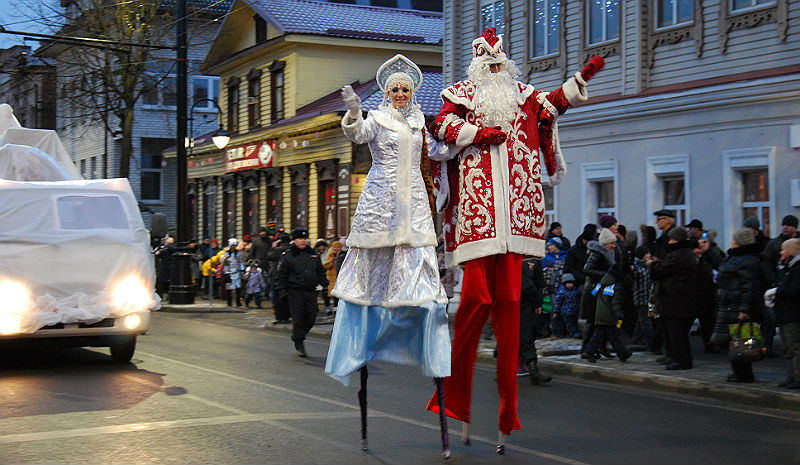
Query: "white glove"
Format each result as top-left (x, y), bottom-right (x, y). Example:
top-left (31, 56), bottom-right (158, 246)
top-left (341, 85), bottom-right (361, 114)
top-left (764, 287), bottom-right (777, 308)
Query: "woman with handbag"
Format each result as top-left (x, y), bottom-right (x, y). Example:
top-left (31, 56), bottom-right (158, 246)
top-left (712, 228), bottom-right (764, 383)
top-left (772, 238), bottom-right (800, 389)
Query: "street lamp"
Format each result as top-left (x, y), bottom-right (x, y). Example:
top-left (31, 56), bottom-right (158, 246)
top-left (188, 98), bottom-right (231, 151)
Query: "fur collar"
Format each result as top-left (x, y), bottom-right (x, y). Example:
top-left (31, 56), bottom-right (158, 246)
top-left (727, 243), bottom-right (761, 257)
top-left (587, 240), bottom-right (616, 265)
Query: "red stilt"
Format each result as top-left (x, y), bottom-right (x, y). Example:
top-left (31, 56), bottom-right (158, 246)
top-left (358, 366), bottom-right (368, 451)
top-left (434, 378), bottom-right (451, 459)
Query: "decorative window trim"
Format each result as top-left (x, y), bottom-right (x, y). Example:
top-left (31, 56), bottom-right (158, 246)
top-left (647, 154), bottom-right (690, 226)
top-left (719, 0), bottom-right (785, 54)
top-left (580, 161), bottom-right (618, 225)
top-left (525, 0), bottom-right (567, 79)
top-left (722, 147), bottom-right (775, 246)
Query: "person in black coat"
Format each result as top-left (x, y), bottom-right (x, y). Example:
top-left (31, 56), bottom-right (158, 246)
top-left (276, 228), bottom-right (328, 357)
top-left (711, 228), bottom-right (764, 383)
top-left (581, 228), bottom-right (616, 356)
top-left (564, 224), bottom-right (595, 314)
top-left (519, 258), bottom-right (552, 385)
top-left (268, 233), bottom-right (292, 323)
top-left (545, 222), bottom-right (572, 252)
top-left (772, 238), bottom-right (800, 389)
top-left (693, 235), bottom-right (718, 353)
top-left (650, 227), bottom-right (698, 370)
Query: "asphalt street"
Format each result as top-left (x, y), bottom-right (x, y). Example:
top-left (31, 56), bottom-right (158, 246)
top-left (1, 311), bottom-right (798, 464)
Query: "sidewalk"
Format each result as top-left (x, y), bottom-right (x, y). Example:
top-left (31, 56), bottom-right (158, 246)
top-left (160, 299), bottom-right (800, 411)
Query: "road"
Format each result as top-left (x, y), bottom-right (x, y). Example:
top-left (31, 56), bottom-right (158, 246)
top-left (1, 311), bottom-right (798, 464)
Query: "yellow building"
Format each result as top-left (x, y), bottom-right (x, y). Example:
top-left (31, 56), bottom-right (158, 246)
top-left (170, 0), bottom-right (444, 243)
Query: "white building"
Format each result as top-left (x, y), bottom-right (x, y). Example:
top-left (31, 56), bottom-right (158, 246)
top-left (444, 0), bottom-right (799, 244)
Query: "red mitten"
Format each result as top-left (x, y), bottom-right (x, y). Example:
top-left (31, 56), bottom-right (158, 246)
top-left (580, 56), bottom-right (605, 82)
top-left (474, 126), bottom-right (507, 145)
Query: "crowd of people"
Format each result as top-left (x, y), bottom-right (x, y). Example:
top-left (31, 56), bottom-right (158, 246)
top-left (502, 212), bottom-right (800, 389)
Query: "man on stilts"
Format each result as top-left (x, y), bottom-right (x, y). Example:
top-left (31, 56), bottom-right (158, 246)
top-left (426, 27), bottom-right (604, 454)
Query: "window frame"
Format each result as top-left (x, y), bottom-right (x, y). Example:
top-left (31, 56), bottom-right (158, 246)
top-left (581, 161), bottom-right (618, 225)
top-left (722, 147), bottom-right (775, 246)
top-left (269, 61), bottom-right (285, 124)
top-left (247, 69), bottom-right (262, 129)
top-left (478, 0), bottom-right (507, 36)
top-left (647, 155), bottom-right (690, 229)
top-left (654, 0), bottom-right (694, 29)
top-left (530, 0), bottom-right (561, 58)
top-left (586, 0), bottom-right (621, 46)
top-left (227, 77), bottom-right (240, 133)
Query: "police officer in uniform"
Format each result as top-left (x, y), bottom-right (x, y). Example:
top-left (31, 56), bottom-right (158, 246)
top-left (276, 228), bottom-right (328, 357)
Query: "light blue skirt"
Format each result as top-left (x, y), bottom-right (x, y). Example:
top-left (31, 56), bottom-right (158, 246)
top-left (324, 299), bottom-right (451, 386)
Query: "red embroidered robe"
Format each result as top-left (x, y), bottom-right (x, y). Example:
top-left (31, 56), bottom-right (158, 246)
top-left (429, 76), bottom-right (586, 265)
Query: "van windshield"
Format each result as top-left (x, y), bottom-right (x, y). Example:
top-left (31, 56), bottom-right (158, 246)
top-left (57, 195), bottom-right (129, 230)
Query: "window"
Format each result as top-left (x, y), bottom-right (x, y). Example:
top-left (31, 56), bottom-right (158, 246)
top-left (227, 78), bottom-right (240, 133)
top-left (270, 61), bottom-right (285, 123)
top-left (595, 181), bottom-right (615, 222)
top-left (161, 77), bottom-right (177, 106)
top-left (57, 196), bottom-right (129, 230)
top-left (742, 170), bottom-right (770, 236)
top-left (532, 0), bottom-right (560, 57)
top-left (587, 0), bottom-right (620, 44)
top-left (542, 184), bottom-right (556, 228)
top-left (581, 161), bottom-right (618, 225)
top-left (662, 176), bottom-right (687, 226)
top-left (223, 189), bottom-right (235, 241)
top-left (656, 0), bottom-right (693, 28)
top-left (90, 156), bottom-right (97, 180)
top-left (731, 0), bottom-right (774, 11)
top-left (80, 159), bottom-right (86, 178)
top-left (480, 0), bottom-right (505, 36)
top-left (242, 186), bottom-right (259, 236)
top-left (266, 185), bottom-right (281, 225)
top-left (723, 147), bottom-right (775, 245)
top-left (193, 76), bottom-right (220, 107)
top-left (254, 15), bottom-right (267, 43)
top-left (247, 69), bottom-right (262, 129)
top-left (141, 138), bottom-right (172, 202)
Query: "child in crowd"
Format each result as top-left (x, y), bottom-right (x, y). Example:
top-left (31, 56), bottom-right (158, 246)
top-left (583, 264), bottom-right (632, 362)
top-left (552, 273), bottom-right (582, 339)
top-left (244, 261), bottom-right (266, 308)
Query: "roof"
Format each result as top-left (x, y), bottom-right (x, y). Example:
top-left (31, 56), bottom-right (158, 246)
top-left (290, 68), bottom-right (443, 123)
top-left (249, 0), bottom-right (443, 45)
top-left (160, 0), bottom-right (234, 15)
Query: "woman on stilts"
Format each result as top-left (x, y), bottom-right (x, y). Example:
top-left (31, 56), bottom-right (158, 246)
top-left (324, 54), bottom-right (453, 458)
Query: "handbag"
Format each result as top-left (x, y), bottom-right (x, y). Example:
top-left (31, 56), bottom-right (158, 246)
top-left (728, 321), bottom-right (765, 363)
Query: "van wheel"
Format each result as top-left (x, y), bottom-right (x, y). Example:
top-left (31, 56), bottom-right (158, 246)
top-left (109, 335), bottom-right (137, 363)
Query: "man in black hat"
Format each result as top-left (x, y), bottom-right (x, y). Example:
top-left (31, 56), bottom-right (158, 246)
top-left (685, 219), bottom-right (703, 240)
top-left (275, 227), bottom-right (328, 357)
top-left (652, 209), bottom-right (676, 260)
top-left (764, 214), bottom-right (799, 286)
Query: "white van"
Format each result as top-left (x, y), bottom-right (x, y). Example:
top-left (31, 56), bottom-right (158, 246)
top-left (0, 105), bottom-right (158, 362)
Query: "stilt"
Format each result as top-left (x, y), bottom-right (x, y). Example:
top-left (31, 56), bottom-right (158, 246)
top-left (358, 366), bottom-right (368, 451)
top-left (496, 431), bottom-right (508, 455)
top-left (461, 422), bottom-right (470, 446)
top-left (434, 378), bottom-right (451, 459)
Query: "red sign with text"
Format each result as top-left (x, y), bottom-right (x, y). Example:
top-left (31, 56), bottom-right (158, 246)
top-left (225, 141), bottom-right (275, 173)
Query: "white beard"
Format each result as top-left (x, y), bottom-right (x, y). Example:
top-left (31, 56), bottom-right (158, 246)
top-left (468, 62), bottom-right (521, 132)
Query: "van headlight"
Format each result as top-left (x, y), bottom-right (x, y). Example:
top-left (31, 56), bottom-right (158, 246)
top-left (0, 279), bottom-right (32, 335)
top-left (123, 313), bottom-right (142, 330)
top-left (111, 275), bottom-right (151, 312)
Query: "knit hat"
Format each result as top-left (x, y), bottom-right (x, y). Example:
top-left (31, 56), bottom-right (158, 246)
top-left (635, 245), bottom-right (650, 259)
top-left (227, 237), bottom-right (238, 246)
top-left (598, 228), bottom-right (616, 245)
top-left (549, 221), bottom-right (562, 232)
top-left (782, 215), bottom-right (799, 228)
top-left (561, 273), bottom-right (576, 284)
top-left (733, 228), bottom-right (756, 246)
top-left (782, 238), bottom-right (800, 257)
top-left (743, 217), bottom-right (760, 230)
top-left (599, 215), bottom-right (617, 229)
top-left (581, 223), bottom-right (597, 241)
top-left (547, 237), bottom-right (563, 250)
top-left (667, 227), bottom-right (688, 242)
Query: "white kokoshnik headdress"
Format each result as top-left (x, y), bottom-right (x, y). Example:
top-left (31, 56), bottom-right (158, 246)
top-left (376, 54), bottom-right (422, 94)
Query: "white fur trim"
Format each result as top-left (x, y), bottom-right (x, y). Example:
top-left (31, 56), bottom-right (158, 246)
top-left (450, 236), bottom-right (546, 266)
top-left (518, 84), bottom-right (536, 104)
top-left (536, 92), bottom-right (560, 119)
top-left (428, 138), bottom-right (456, 162)
top-left (344, 230), bottom-right (438, 249)
top-left (456, 123), bottom-right (479, 149)
top-left (442, 87), bottom-right (475, 111)
top-left (548, 120), bottom-right (567, 186)
top-left (563, 73), bottom-right (589, 106)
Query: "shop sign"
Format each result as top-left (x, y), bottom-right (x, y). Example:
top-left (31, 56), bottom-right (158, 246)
top-left (225, 141), bottom-right (275, 173)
